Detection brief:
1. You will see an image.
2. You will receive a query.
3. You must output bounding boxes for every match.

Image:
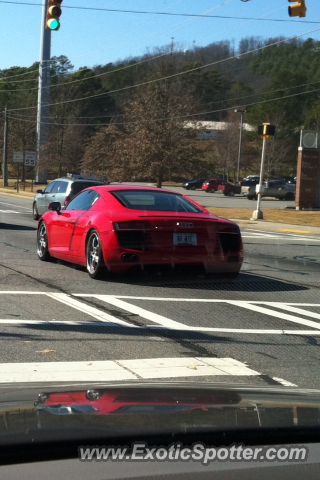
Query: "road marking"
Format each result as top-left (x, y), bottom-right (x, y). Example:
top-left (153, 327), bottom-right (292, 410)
top-left (0, 201), bottom-right (31, 210)
top-left (228, 301), bottom-right (320, 330)
top-left (3, 293), bottom-right (320, 334)
top-left (45, 293), bottom-right (136, 327)
top-left (268, 304), bottom-right (320, 321)
top-left (89, 294), bottom-right (189, 330)
top-left (280, 229), bottom-right (310, 234)
top-left (272, 377), bottom-right (297, 387)
top-left (0, 357), bottom-right (259, 383)
top-left (0, 209), bottom-right (26, 214)
top-left (0, 318), bottom-right (320, 335)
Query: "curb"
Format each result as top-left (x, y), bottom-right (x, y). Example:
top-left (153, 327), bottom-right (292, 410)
top-left (232, 219), bottom-right (320, 236)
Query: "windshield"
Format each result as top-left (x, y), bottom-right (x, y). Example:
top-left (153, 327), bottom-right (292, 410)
top-left (1, 0), bottom-right (320, 465)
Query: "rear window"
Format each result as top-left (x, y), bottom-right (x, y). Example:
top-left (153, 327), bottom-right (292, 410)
top-left (71, 181), bottom-right (103, 195)
top-left (112, 191), bottom-right (202, 213)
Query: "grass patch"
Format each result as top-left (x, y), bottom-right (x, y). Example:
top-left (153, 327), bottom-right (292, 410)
top-left (207, 207), bottom-right (320, 227)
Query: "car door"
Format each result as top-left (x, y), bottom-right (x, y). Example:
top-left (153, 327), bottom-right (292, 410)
top-left (37, 181), bottom-right (56, 215)
top-left (69, 191), bottom-right (102, 256)
top-left (49, 190), bottom-right (99, 253)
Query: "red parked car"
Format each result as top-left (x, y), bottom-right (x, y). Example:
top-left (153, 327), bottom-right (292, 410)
top-left (201, 179), bottom-right (226, 193)
top-left (218, 182), bottom-right (241, 197)
top-left (37, 186), bottom-right (243, 279)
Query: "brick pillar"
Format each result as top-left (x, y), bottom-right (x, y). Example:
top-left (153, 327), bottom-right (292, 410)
top-left (295, 148), bottom-right (320, 210)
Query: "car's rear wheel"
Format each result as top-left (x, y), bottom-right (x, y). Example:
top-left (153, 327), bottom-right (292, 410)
top-left (247, 196), bottom-right (253, 200)
top-left (285, 192), bottom-right (294, 200)
top-left (33, 202), bottom-right (39, 220)
top-left (37, 221), bottom-right (51, 262)
top-left (86, 230), bottom-right (106, 279)
top-left (210, 187), bottom-right (216, 193)
top-left (229, 190), bottom-right (235, 196)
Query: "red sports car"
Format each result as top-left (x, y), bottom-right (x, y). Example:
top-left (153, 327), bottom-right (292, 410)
top-left (34, 389), bottom-right (241, 416)
top-left (36, 186), bottom-right (243, 279)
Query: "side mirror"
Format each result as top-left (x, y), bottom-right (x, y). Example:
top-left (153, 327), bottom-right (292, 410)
top-left (36, 189), bottom-right (43, 194)
top-left (48, 201), bottom-right (61, 213)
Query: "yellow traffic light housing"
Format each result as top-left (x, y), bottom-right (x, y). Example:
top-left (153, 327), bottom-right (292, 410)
top-left (258, 123), bottom-right (276, 139)
top-left (288, 0), bottom-right (307, 18)
top-left (46, 0), bottom-right (63, 31)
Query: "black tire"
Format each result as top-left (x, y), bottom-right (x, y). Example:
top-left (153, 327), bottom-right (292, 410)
top-left (229, 190), bottom-right (235, 197)
top-left (247, 196), bottom-right (253, 200)
top-left (225, 271), bottom-right (239, 281)
top-left (37, 221), bottom-right (51, 262)
top-left (285, 192), bottom-right (294, 200)
top-left (210, 187), bottom-right (216, 193)
top-left (190, 185), bottom-right (196, 190)
top-left (86, 230), bottom-right (106, 279)
top-left (33, 202), bottom-right (39, 220)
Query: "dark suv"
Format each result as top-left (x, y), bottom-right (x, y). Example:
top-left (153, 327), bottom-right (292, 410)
top-left (32, 177), bottom-right (105, 220)
top-left (182, 178), bottom-right (206, 190)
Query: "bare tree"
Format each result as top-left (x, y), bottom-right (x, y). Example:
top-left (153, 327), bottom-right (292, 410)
top-left (81, 125), bottom-right (126, 181)
top-left (114, 63), bottom-right (201, 187)
top-left (215, 111), bottom-right (243, 180)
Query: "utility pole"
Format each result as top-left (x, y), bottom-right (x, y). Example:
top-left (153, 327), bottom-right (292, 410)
top-left (36, 0), bottom-right (51, 184)
top-left (2, 107), bottom-right (8, 187)
top-left (234, 109), bottom-right (246, 182)
top-left (251, 123), bottom-right (276, 220)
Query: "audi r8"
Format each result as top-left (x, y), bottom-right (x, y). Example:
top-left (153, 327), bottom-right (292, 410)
top-left (36, 186), bottom-right (243, 279)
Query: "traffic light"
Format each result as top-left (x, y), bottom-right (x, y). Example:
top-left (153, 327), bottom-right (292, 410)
top-left (46, 0), bottom-right (63, 31)
top-left (288, 0), bottom-right (306, 18)
top-left (258, 123), bottom-right (276, 139)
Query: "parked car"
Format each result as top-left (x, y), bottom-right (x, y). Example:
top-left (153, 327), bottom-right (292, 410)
top-left (247, 180), bottom-right (295, 200)
top-left (218, 182), bottom-right (241, 196)
top-left (241, 178), bottom-right (261, 196)
top-left (202, 179), bottom-right (226, 193)
top-left (182, 178), bottom-right (206, 190)
top-left (36, 186), bottom-right (243, 279)
top-left (32, 177), bottom-right (105, 220)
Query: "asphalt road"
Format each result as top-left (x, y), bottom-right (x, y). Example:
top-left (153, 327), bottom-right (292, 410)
top-left (0, 193), bottom-right (320, 397)
top-left (162, 186), bottom-right (296, 209)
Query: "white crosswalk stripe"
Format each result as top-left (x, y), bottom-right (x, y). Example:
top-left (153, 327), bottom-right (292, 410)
top-left (2, 291), bottom-right (319, 386)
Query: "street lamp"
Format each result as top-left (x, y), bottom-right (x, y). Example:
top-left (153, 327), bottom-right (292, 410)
top-left (234, 109), bottom-right (246, 182)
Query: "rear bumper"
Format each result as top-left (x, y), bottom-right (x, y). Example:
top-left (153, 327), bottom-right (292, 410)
top-left (104, 246), bottom-right (243, 273)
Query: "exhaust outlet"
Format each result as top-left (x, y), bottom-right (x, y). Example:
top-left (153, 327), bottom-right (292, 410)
top-left (121, 254), bottom-right (139, 263)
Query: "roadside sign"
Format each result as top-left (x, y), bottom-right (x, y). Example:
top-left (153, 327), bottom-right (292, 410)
top-left (13, 152), bottom-right (23, 163)
top-left (24, 151), bottom-right (37, 167)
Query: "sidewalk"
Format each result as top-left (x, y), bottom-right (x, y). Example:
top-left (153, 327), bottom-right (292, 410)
top-left (233, 219), bottom-right (320, 236)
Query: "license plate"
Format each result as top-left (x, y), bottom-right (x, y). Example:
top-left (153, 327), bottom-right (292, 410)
top-left (173, 233), bottom-right (197, 246)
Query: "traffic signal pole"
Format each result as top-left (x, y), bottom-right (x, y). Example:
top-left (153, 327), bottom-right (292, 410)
top-left (36, 0), bottom-right (51, 184)
top-left (2, 107), bottom-right (8, 187)
top-left (251, 136), bottom-right (267, 220)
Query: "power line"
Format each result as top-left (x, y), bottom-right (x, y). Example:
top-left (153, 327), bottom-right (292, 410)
top-left (11, 76), bottom-right (320, 120)
top-left (7, 85), bottom-right (320, 127)
top-left (0, 0), bottom-right (319, 23)
top-left (7, 27), bottom-right (320, 112)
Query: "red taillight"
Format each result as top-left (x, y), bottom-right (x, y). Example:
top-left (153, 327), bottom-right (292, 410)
top-left (64, 195), bottom-right (71, 207)
top-left (114, 221), bottom-right (151, 230)
top-left (217, 224), bottom-right (240, 234)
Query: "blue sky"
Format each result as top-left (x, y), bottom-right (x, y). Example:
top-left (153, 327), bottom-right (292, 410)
top-left (0, 0), bottom-right (319, 71)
